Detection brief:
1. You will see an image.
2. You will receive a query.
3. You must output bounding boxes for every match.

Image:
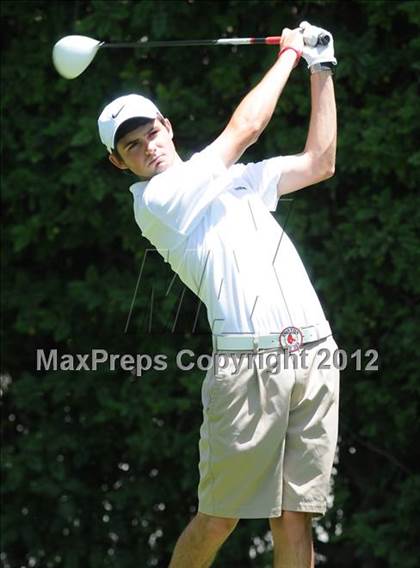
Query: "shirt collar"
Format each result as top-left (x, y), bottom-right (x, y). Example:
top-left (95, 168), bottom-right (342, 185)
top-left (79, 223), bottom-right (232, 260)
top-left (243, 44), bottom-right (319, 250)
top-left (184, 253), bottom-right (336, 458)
top-left (129, 180), bottom-right (148, 195)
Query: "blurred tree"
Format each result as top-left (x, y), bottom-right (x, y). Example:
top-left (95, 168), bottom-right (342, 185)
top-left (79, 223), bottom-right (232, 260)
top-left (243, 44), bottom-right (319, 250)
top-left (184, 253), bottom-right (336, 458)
top-left (2, 0), bottom-right (420, 566)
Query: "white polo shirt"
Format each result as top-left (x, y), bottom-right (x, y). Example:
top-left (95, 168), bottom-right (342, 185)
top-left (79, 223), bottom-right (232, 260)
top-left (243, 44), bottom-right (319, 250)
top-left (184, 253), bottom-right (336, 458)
top-left (129, 145), bottom-right (327, 335)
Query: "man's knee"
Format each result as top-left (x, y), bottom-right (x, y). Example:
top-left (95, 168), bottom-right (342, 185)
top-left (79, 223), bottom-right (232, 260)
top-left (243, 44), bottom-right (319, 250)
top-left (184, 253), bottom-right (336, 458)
top-left (195, 512), bottom-right (239, 539)
top-left (269, 511), bottom-right (312, 541)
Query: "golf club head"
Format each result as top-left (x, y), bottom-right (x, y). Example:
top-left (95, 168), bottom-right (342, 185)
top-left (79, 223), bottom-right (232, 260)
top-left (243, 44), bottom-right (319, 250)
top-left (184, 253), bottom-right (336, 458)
top-left (52, 35), bottom-right (103, 79)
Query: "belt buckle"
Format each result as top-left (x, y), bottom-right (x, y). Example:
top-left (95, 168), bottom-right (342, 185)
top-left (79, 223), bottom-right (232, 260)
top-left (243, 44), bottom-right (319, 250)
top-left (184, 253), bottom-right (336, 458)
top-left (252, 337), bottom-right (259, 352)
top-left (279, 326), bottom-right (303, 352)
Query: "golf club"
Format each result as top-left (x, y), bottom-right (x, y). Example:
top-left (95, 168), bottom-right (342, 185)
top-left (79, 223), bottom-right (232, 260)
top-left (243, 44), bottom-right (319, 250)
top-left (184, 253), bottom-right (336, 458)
top-left (52, 30), bottom-right (330, 80)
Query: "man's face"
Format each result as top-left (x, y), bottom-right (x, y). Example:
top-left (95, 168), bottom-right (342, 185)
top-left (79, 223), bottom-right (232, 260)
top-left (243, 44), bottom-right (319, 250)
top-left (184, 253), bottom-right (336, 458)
top-left (110, 117), bottom-right (177, 179)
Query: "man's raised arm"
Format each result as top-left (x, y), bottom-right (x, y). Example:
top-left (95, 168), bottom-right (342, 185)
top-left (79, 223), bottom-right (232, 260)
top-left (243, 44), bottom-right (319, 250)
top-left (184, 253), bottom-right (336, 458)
top-left (211, 28), bottom-right (304, 168)
top-left (277, 22), bottom-right (337, 196)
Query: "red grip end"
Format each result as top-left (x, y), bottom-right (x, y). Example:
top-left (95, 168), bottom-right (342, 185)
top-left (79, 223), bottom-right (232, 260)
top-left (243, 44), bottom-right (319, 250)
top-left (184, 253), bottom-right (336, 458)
top-left (265, 36), bottom-right (282, 45)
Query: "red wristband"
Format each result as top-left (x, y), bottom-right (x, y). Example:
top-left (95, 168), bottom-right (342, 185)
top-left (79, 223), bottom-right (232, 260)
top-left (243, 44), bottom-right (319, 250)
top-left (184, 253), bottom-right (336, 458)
top-left (277, 46), bottom-right (302, 68)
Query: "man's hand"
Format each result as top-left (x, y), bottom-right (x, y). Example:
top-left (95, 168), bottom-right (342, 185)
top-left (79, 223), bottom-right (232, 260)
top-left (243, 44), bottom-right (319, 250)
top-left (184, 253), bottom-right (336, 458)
top-left (299, 21), bottom-right (337, 68)
top-left (279, 27), bottom-right (304, 55)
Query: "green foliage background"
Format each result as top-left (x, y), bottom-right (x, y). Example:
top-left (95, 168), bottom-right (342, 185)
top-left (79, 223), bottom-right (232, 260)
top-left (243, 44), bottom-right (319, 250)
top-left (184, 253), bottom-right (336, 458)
top-left (2, 0), bottom-right (420, 566)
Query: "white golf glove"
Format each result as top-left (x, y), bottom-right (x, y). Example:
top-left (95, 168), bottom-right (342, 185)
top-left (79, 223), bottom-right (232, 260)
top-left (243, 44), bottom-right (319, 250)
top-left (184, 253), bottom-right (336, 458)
top-left (299, 21), bottom-right (337, 68)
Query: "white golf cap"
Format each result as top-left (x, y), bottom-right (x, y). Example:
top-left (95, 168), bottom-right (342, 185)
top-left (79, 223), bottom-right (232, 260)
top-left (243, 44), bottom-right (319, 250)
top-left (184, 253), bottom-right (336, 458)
top-left (98, 94), bottom-right (162, 153)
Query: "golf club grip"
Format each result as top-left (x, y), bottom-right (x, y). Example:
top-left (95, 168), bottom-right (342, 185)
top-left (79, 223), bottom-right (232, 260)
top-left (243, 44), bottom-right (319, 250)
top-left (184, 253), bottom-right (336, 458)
top-left (257, 33), bottom-right (330, 47)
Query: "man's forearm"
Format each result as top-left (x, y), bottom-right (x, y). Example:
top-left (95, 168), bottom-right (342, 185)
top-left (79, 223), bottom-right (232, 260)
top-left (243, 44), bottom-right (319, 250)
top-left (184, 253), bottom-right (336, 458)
top-left (304, 71), bottom-right (337, 174)
top-left (229, 50), bottom-right (298, 138)
top-left (211, 28), bottom-right (304, 167)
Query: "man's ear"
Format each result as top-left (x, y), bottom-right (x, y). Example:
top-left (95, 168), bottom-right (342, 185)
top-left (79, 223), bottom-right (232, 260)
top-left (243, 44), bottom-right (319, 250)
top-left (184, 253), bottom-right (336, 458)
top-left (108, 152), bottom-right (128, 170)
top-left (162, 117), bottom-right (174, 140)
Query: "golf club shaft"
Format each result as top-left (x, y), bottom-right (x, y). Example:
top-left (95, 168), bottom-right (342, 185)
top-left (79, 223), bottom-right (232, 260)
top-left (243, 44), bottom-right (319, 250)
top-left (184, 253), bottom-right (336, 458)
top-left (101, 37), bottom-right (283, 48)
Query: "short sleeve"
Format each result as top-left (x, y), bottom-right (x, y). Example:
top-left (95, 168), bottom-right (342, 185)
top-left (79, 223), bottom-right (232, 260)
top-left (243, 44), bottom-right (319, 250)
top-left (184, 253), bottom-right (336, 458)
top-left (239, 156), bottom-right (284, 211)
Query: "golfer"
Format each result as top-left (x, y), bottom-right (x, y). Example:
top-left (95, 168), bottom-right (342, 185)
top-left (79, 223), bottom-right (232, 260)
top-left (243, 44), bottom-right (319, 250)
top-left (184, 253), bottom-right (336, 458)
top-left (98, 22), bottom-right (338, 568)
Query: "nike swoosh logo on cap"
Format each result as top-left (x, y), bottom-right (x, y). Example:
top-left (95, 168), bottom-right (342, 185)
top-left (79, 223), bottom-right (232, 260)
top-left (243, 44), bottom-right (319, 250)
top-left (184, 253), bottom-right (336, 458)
top-left (112, 105), bottom-right (125, 119)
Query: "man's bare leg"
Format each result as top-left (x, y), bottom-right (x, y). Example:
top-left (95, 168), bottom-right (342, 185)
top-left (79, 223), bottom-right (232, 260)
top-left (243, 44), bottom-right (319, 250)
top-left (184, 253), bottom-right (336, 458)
top-left (269, 511), bottom-right (314, 568)
top-left (168, 512), bottom-right (238, 568)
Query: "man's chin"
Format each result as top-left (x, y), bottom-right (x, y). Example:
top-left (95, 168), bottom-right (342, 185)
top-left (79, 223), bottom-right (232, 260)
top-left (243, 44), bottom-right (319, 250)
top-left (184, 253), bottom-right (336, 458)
top-left (154, 158), bottom-right (171, 174)
top-left (135, 158), bottom-right (173, 180)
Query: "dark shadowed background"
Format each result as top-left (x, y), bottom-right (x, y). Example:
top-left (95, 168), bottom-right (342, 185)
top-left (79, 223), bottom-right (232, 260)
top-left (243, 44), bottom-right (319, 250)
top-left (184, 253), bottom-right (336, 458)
top-left (2, 0), bottom-right (420, 566)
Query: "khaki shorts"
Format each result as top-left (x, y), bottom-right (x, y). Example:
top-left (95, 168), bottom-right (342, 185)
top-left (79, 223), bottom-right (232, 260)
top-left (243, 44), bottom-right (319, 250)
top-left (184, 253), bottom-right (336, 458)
top-left (197, 335), bottom-right (340, 519)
